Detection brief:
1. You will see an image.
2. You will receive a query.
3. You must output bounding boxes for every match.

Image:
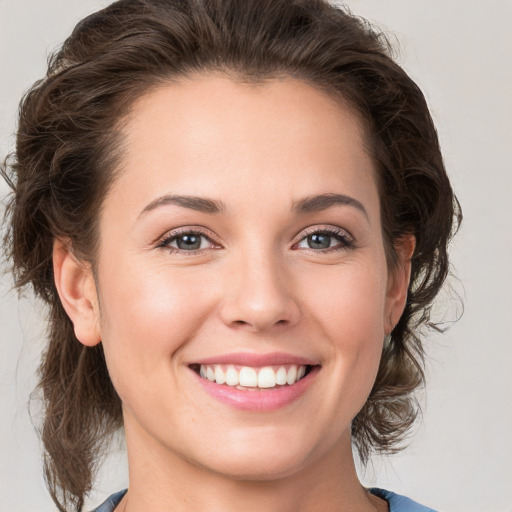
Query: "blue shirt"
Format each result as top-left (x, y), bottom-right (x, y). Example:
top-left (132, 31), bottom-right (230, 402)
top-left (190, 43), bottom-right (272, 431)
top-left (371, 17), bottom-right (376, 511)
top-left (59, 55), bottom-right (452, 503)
top-left (91, 488), bottom-right (438, 511)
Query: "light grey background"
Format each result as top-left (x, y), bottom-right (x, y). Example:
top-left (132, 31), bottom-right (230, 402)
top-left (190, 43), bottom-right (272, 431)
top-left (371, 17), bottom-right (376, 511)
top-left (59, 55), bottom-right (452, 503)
top-left (1, 1), bottom-right (511, 511)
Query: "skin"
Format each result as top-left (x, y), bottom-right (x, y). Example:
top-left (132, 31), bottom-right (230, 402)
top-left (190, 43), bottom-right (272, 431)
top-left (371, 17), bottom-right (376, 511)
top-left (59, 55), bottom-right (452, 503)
top-left (53, 74), bottom-right (414, 512)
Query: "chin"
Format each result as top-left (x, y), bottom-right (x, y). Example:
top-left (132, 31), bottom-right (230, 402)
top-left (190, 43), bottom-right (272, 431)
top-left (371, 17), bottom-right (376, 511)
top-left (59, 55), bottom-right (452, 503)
top-left (186, 427), bottom-right (325, 482)
top-left (203, 452), bottom-right (310, 482)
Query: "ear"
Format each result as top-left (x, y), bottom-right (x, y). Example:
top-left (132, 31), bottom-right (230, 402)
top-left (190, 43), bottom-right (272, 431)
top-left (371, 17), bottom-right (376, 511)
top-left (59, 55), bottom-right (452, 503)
top-left (53, 239), bottom-right (101, 346)
top-left (385, 234), bottom-right (416, 334)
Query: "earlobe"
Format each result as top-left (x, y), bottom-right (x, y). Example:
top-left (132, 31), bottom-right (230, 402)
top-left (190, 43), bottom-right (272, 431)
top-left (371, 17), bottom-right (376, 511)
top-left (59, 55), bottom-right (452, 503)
top-left (53, 239), bottom-right (101, 347)
top-left (385, 234), bottom-right (416, 333)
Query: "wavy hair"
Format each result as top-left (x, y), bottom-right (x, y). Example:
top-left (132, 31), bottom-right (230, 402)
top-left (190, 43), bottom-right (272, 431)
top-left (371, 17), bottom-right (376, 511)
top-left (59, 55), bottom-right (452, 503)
top-left (1, 0), bottom-right (461, 510)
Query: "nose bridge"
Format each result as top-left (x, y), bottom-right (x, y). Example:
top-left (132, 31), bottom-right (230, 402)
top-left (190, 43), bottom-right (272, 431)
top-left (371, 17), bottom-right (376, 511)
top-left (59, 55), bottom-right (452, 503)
top-left (219, 241), bottom-right (299, 331)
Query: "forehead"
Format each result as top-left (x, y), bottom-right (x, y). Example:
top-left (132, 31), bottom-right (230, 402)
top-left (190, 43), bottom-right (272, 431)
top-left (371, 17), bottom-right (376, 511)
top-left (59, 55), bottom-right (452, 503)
top-left (107, 74), bottom-right (379, 220)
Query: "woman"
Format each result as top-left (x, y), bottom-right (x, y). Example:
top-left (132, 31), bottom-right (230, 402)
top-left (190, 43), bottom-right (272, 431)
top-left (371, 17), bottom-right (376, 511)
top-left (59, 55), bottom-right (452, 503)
top-left (1, 0), bottom-right (460, 511)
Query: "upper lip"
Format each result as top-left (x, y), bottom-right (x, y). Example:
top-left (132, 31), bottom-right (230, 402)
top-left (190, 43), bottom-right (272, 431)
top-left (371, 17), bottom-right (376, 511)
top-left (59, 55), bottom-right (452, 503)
top-left (190, 352), bottom-right (319, 367)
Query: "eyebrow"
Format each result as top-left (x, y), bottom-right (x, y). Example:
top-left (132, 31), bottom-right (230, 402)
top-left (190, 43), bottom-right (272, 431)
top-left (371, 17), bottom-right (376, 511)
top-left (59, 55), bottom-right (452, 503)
top-left (292, 193), bottom-right (369, 220)
top-left (138, 194), bottom-right (226, 218)
top-left (138, 192), bottom-right (368, 221)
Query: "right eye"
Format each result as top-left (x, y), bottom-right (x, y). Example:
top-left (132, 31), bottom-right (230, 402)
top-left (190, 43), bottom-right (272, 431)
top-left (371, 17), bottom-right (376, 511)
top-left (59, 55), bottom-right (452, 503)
top-left (157, 229), bottom-right (219, 253)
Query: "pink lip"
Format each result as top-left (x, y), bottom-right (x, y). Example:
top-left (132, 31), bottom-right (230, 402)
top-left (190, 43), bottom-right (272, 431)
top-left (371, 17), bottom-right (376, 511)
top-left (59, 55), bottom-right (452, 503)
top-left (191, 351), bottom-right (318, 367)
top-left (190, 363), bottom-right (320, 412)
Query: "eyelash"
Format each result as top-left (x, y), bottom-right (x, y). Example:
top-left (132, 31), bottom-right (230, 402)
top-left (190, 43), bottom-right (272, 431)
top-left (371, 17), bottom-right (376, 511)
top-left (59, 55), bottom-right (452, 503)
top-left (156, 225), bottom-right (355, 254)
top-left (292, 225), bottom-right (355, 253)
top-left (156, 227), bottom-right (220, 253)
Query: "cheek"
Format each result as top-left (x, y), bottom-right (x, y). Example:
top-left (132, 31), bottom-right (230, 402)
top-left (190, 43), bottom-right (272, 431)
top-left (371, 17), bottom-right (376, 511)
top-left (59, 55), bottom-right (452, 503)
top-left (96, 258), bottom-right (215, 384)
top-left (298, 260), bottom-right (387, 406)
top-left (299, 259), bottom-right (388, 341)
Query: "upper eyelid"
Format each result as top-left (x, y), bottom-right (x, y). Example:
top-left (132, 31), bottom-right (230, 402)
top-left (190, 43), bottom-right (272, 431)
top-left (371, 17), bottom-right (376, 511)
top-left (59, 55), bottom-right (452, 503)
top-left (156, 226), bottom-right (220, 248)
top-left (294, 225), bottom-right (354, 242)
top-left (155, 224), bottom-right (354, 249)
top-left (292, 226), bottom-right (356, 252)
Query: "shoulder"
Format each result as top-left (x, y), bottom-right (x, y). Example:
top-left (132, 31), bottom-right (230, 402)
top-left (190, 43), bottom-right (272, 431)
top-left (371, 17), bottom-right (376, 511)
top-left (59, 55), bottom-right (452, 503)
top-left (89, 489), bottom-right (127, 512)
top-left (91, 488), bottom-right (437, 512)
top-left (370, 488), bottom-right (439, 512)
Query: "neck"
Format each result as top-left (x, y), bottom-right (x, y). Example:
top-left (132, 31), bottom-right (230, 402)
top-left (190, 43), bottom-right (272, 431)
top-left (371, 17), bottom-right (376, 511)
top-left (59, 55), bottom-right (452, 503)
top-left (121, 415), bottom-right (385, 512)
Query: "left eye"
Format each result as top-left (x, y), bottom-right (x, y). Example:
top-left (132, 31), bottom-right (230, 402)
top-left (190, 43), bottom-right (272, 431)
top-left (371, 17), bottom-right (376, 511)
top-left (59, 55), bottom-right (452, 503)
top-left (162, 232), bottom-right (214, 251)
top-left (296, 230), bottom-right (352, 250)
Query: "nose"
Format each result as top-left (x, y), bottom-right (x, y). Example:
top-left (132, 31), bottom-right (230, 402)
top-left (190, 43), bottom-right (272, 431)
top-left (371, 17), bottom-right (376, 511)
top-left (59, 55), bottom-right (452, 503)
top-left (219, 249), bottom-right (300, 332)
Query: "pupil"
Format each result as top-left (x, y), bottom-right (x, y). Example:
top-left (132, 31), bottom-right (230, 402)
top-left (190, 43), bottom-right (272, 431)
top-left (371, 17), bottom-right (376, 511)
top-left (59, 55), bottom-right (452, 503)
top-left (177, 234), bottom-right (201, 250)
top-left (308, 233), bottom-right (330, 249)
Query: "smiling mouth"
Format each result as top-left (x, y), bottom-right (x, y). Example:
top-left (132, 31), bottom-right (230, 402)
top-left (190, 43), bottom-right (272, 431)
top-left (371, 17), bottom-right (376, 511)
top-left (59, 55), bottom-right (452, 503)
top-left (189, 363), bottom-right (315, 390)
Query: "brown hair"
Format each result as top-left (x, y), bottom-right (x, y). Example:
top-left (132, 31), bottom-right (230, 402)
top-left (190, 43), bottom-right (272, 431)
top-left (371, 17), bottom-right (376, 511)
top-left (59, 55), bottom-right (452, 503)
top-left (1, 0), bottom-right (461, 510)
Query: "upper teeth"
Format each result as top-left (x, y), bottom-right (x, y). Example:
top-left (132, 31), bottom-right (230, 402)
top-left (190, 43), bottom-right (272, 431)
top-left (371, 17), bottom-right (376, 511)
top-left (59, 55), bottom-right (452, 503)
top-left (199, 364), bottom-right (307, 388)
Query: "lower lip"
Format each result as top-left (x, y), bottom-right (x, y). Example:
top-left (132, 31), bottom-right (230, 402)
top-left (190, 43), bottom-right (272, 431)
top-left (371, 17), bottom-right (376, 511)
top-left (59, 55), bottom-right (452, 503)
top-left (191, 366), bottom-right (320, 412)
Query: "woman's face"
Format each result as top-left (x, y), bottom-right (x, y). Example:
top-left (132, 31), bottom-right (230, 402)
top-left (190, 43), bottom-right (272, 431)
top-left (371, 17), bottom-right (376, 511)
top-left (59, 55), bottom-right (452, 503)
top-left (69, 75), bottom-right (410, 479)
